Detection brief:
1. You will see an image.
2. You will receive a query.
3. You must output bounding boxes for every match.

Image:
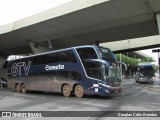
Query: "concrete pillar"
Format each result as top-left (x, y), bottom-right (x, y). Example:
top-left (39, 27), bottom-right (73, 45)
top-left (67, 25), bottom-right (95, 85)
top-left (0, 57), bottom-right (5, 69)
top-left (0, 69), bottom-right (8, 79)
top-left (156, 13), bottom-right (160, 34)
top-left (0, 57), bottom-right (8, 79)
top-left (29, 42), bottom-right (51, 54)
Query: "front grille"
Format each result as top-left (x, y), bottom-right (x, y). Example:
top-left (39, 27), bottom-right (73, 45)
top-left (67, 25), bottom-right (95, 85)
top-left (108, 81), bottom-right (121, 87)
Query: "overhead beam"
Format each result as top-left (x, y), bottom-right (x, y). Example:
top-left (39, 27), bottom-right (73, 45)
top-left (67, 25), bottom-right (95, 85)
top-left (0, 0), bottom-right (160, 56)
top-left (0, 0), bottom-right (109, 34)
top-left (29, 42), bottom-right (51, 54)
top-left (100, 35), bottom-right (160, 52)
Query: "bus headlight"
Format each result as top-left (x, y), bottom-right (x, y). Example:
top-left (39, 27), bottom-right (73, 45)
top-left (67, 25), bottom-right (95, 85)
top-left (152, 77), bottom-right (155, 80)
top-left (99, 83), bottom-right (111, 88)
top-left (105, 89), bottom-right (109, 93)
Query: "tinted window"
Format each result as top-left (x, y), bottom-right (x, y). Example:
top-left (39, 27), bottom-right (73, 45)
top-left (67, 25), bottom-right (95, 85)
top-left (139, 66), bottom-right (154, 76)
top-left (98, 47), bottom-right (117, 65)
top-left (48, 50), bottom-right (77, 63)
top-left (48, 52), bottom-right (61, 63)
top-left (76, 48), bottom-right (98, 59)
top-left (9, 50), bottom-right (76, 66)
top-left (61, 50), bottom-right (77, 63)
top-left (84, 61), bottom-right (104, 80)
top-left (34, 55), bottom-right (48, 65)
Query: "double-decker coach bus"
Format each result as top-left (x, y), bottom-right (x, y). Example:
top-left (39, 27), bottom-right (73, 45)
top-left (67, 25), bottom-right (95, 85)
top-left (134, 63), bottom-right (155, 83)
top-left (8, 45), bottom-right (122, 98)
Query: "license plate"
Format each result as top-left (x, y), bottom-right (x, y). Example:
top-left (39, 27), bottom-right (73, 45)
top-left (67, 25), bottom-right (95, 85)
top-left (115, 90), bottom-right (118, 93)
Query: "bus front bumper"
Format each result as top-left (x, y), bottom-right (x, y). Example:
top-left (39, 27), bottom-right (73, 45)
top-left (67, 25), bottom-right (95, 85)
top-left (139, 77), bottom-right (155, 83)
top-left (105, 86), bottom-right (122, 94)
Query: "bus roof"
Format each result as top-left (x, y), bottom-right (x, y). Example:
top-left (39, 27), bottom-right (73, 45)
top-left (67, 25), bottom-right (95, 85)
top-left (7, 45), bottom-right (102, 61)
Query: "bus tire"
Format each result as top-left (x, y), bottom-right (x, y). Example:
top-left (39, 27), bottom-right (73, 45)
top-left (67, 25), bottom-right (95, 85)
top-left (74, 85), bottom-right (84, 98)
top-left (62, 84), bottom-right (71, 97)
top-left (21, 84), bottom-right (27, 93)
top-left (135, 79), bottom-right (137, 82)
top-left (16, 83), bottom-right (21, 93)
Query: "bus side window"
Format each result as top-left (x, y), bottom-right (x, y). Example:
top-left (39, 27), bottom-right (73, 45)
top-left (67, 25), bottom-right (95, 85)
top-left (34, 55), bottom-right (47, 65)
top-left (48, 52), bottom-right (61, 63)
top-left (61, 50), bottom-right (77, 63)
top-left (77, 48), bottom-right (98, 59)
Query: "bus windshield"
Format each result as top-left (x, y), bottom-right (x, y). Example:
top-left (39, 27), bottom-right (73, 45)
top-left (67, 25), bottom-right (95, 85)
top-left (139, 66), bottom-right (154, 77)
top-left (107, 66), bottom-right (121, 81)
top-left (98, 47), bottom-right (118, 66)
top-left (82, 59), bottom-right (121, 82)
top-left (76, 47), bottom-right (120, 82)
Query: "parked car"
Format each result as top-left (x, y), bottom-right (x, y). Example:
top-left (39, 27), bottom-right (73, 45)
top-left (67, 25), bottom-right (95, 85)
top-left (0, 78), bottom-right (7, 87)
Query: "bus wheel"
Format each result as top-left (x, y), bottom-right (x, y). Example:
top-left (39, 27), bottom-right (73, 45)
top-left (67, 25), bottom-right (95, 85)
top-left (74, 85), bottom-right (84, 98)
top-left (62, 84), bottom-right (71, 97)
top-left (21, 84), bottom-right (27, 93)
top-left (16, 84), bottom-right (21, 93)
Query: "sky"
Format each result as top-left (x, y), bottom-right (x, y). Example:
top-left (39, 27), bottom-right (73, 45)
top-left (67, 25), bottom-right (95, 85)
top-left (0, 0), bottom-right (72, 25)
top-left (141, 48), bottom-right (160, 65)
top-left (0, 0), bottom-right (159, 65)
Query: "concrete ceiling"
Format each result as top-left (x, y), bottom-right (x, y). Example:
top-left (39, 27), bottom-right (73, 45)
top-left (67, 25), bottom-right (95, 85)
top-left (0, 0), bottom-right (160, 57)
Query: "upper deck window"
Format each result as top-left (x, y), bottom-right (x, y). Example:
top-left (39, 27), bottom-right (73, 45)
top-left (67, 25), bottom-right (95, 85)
top-left (98, 47), bottom-right (117, 65)
top-left (76, 47), bottom-right (98, 60)
top-left (48, 50), bottom-right (77, 63)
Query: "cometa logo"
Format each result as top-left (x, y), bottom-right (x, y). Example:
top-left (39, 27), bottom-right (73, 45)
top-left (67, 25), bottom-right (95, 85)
top-left (45, 64), bottom-right (64, 71)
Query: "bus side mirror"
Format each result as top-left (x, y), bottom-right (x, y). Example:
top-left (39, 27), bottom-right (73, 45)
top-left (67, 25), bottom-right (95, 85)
top-left (118, 62), bottom-right (128, 71)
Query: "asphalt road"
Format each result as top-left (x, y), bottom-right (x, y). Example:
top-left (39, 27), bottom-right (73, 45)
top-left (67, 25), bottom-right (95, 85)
top-left (0, 78), bottom-right (160, 120)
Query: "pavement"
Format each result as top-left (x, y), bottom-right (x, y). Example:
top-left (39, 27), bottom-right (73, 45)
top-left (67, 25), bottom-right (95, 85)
top-left (122, 76), bottom-right (160, 93)
top-left (147, 81), bottom-right (160, 93)
top-left (1, 77), bottom-right (160, 119)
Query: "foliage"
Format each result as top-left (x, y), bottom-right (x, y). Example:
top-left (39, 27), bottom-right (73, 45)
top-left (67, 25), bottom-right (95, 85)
top-left (153, 65), bottom-right (159, 71)
top-left (115, 54), bottom-right (140, 67)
